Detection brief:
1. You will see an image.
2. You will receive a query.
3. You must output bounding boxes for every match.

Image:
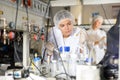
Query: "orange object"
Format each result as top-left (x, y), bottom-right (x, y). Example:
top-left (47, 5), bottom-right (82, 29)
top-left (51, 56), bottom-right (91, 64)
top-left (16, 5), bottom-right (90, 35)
top-left (33, 34), bottom-right (38, 41)
top-left (22, 0), bottom-right (32, 7)
top-left (8, 32), bottom-right (15, 39)
top-left (10, 0), bottom-right (16, 2)
top-left (41, 35), bottom-right (45, 41)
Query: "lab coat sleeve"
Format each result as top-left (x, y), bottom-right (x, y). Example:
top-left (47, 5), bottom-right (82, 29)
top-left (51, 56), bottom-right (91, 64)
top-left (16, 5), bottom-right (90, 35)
top-left (98, 30), bottom-right (107, 49)
top-left (79, 28), bottom-right (87, 44)
top-left (46, 27), bottom-right (63, 60)
top-left (41, 27), bottom-right (57, 61)
top-left (79, 28), bottom-right (88, 53)
top-left (86, 29), bottom-right (94, 49)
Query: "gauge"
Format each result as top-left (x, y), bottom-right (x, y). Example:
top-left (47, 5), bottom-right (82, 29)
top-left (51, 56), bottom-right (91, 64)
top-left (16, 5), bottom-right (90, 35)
top-left (9, 22), bottom-right (15, 29)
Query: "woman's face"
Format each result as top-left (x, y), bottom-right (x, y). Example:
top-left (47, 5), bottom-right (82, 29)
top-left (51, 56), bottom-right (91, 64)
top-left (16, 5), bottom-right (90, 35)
top-left (58, 18), bottom-right (73, 38)
top-left (93, 19), bottom-right (103, 30)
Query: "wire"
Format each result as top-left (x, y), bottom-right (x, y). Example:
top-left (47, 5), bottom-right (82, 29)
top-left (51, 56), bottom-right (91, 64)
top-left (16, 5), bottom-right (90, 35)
top-left (58, 54), bottom-right (72, 80)
top-left (30, 57), bottom-right (48, 77)
top-left (13, 41), bottom-right (24, 79)
top-left (54, 72), bottom-right (71, 79)
top-left (44, 0), bottom-right (51, 18)
top-left (24, 0), bottom-right (30, 32)
top-left (41, 0), bottom-right (51, 64)
top-left (13, 41), bottom-right (23, 66)
top-left (41, 48), bottom-right (47, 63)
top-left (29, 76), bottom-right (34, 80)
top-left (14, 0), bottom-right (19, 30)
top-left (12, 0), bottom-right (30, 78)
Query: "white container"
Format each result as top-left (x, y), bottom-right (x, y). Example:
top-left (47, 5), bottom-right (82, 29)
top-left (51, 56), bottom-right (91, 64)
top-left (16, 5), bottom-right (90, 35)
top-left (50, 60), bottom-right (57, 77)
top-left (76, 65), bottom-right (100, 80)
top-left (33, 55), bottom-right (41, 75)
top-left (68, 53), bottom-right (77, 76)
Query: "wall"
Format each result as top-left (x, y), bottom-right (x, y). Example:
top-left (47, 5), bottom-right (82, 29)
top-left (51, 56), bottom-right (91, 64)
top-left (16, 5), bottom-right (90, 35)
top-left (82, 3), bottom-right (120, 24)
top-left (70, 5), bottom-right (82, 25)
top-left (0, 2), bottom-right (43, 30)
top-left (50, 7), bottom-right (65, 25)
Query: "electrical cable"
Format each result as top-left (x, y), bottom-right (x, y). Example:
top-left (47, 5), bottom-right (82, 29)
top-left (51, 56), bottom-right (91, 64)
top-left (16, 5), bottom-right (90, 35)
top-left (55, 73), bottom-right (75, 80)
top-left (29, 76), bottom-right (34, 80)
top-left (29, 57), bottom-right (48, 77)
top-left (55, 73), bottom-right (69, 78)
top-left (13, 41), bottom-right (23, 66)
top-left (14, 0), bottom-right (19, 30)
top-left (58, 53), bottom-right (72, 80)
top-left (43, 0), bottom-right (51, 18)
top-left (12, 0), bottom-right (30, 79)
top-left (24, 0), bottom-right (30, 32)
top-left (13, 41), bottom-right (21, 79)
top-left (12, 0), bottom-right (24, 79)
top-left (45, 0), bottom-right (54, 41)
top-left (41, 48), bottom-right (47, 63)
top-left (41, 0), bottom-right (51, 63)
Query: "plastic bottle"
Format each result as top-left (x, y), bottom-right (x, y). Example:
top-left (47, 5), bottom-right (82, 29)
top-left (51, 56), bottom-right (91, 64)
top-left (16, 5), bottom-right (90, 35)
top-left (58, 46), bottom-right (70, 78)
top-left (85, 47), bottom-right (95, 65)
top-left (68, 53), bottom-right (77, 76)
top-left (59, 46), bottom-right (70, 61)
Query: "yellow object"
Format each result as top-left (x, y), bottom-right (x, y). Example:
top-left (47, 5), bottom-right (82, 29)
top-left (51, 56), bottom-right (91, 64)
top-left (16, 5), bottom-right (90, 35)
top-left (32, 62), bottom-right (35, 70)
top-left (0, 10), bottom-right (3, 15)
top-left (35, 53), bottom-right (38, 57)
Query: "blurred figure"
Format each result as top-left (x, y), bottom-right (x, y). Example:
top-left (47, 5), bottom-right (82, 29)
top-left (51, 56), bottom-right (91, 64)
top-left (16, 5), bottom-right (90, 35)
top-left (99, 10), bottom-right (120, 80)
top-left (86, 15), bottom-right (107, 64)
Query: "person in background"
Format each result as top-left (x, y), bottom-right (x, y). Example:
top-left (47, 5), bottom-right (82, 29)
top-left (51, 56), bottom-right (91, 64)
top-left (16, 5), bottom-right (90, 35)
top-left (45, 10), bottom-right (88, 61)
top-left (86, 15), bottom-right (107, 64)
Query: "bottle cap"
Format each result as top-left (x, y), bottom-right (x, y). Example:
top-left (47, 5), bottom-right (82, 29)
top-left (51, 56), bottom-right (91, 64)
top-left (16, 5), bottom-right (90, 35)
top-left (85, 58), bottom-right (93, 65)
top-left (34, 57), bottom-right (40, 62)
top-left (59, 46), bottom-right (63, 53)
top-left (64, 46), bottom-right (70, 52)
top-left (59, 46), bottom-right (70, 52)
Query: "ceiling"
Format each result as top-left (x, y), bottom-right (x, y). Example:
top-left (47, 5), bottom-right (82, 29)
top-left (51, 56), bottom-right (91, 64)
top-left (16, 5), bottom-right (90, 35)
top-left (49, 0), bottom-right (120, 7)
top-left (83, 0), bottom-right (120, 5)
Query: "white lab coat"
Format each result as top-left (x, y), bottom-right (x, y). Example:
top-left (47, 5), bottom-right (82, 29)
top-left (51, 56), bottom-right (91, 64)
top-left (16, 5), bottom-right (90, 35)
top-left (45, 26), bottom-right (88, 76)
top-left (87, 28), bottom-right (107, 64)
top-left (47, 26), bottom-right (87, 60)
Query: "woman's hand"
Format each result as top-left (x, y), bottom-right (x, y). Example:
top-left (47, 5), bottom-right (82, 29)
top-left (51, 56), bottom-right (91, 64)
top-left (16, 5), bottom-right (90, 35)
top-left (94, 36), bottom-right (106, 45)
top-left (94, 41), bottom-right (99, 45)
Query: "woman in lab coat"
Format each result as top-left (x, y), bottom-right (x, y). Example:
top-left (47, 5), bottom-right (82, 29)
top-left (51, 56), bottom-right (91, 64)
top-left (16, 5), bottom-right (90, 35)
top-left (46, 10), bottom-right (87, 61)
top-left (86, 15), bottom-right (107, 64)
top-left (45, 10), bottom-right (88, 77)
